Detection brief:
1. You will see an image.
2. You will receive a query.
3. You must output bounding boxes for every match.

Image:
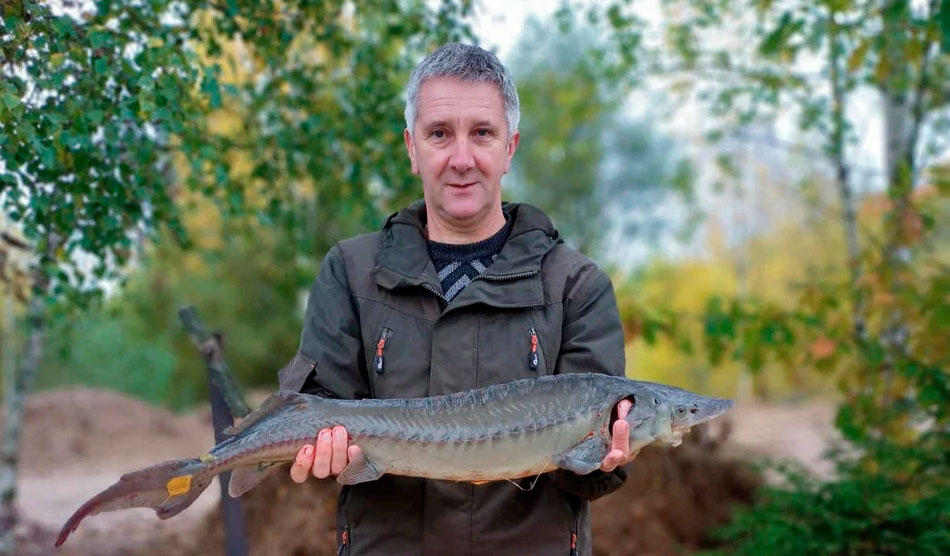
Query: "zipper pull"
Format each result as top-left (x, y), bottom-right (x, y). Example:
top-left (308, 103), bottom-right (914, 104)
top-left (337, 526), bottom-right (349, 556)
top-left (528, 327), bottom-right (539, 371)
top-left (374, 328), bottom-right (392, 374)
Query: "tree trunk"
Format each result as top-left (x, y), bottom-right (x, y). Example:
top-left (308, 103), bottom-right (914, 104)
top-left (876, 0), bottom-right (937, 405)
top-left (179, 305), bottom-right (250, 556)
top-left (0, 293), bottom-right (45, 555)
top-left (827, 13), bottom-right (865, 343)
top-left (178, 305), bottom-right (250, 418)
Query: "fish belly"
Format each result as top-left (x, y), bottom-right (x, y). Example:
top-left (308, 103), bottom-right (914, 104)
top-left (357, 414), bottom-right (600, 481)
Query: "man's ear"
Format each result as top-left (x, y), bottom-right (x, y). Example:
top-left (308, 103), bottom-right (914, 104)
top-left (504, 131), bottom-right (520, 173)
top-left (404, 128), bottom-right (418, 175)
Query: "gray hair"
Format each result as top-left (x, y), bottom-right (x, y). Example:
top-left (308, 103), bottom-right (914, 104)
top-left (404, 43), bottom-right (520, 138)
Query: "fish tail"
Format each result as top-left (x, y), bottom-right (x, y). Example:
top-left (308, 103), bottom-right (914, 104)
top-left (55, 457), bottom-right (216, 547)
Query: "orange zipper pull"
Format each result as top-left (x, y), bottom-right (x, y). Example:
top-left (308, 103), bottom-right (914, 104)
top-left (374, 328), bottom-right (392, 374)
top-left (528, 327), bottom-right (539, 371)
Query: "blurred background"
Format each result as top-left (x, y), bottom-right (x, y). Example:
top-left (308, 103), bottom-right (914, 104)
top-left (1, 0), bottom-right (947, 554)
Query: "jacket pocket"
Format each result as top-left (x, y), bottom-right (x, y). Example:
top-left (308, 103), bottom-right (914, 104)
top-left (365, 312), bottom-right (433, 399)
top-left (476, 312), bottom-right (550, 385)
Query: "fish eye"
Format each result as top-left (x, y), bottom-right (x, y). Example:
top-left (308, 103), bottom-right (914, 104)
top-left (653, 398), bottom-right (659, 405)
top-left (676, 408), bottom-right (685, 414)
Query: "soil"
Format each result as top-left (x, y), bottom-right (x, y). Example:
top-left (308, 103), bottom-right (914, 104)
top-left (10, 389), bottom-right (833, 555)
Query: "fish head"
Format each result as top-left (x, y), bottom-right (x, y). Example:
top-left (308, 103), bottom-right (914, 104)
top-left (625, 403), bottom-right (673, 451)
top-left (635, 383), bottom-right (734, 445)
top-left (664, 390), bottom-right (733, 435)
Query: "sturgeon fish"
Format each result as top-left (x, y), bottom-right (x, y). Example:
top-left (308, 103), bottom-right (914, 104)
top-left (55, 373), bottom-right (733, 547)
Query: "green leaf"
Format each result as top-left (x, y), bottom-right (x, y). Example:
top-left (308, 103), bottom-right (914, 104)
top-left (1, 93), bottom-right (21, 109)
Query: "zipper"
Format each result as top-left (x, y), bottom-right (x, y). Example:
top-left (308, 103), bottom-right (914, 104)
top-left (569, 500), bottom-right (580, 556)
top-left (528, 327), bottom-right (540, 371)
top-left (419, 268), bottom-right (540, 306)
top-left (421, 282), bottom-right (445, 301)
top-left (336, 525), bottom-right (349, 556)
top-left (473, 269), bottom-right (539, 282)
top-left (373, 327), bottom-right (392, 374)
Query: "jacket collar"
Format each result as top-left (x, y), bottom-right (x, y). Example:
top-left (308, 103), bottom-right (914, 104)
top-left (372, 200), bottom-right (560, 309)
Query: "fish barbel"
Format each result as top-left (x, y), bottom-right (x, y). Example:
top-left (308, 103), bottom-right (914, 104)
top-left (55, 373), bottom-right (733, 546)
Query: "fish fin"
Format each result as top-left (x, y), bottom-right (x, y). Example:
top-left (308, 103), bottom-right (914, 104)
top-left (555, 435), bottom-right (608, 475)
top-left (223, 390), bottom-right (309, 436)
top-left (336, 449), bottom-right (383, 485)
top-left (56, 458), bottom-right (215, 547)
top-left (470, 480), bottom-right (491, 486)
top-left (228, 461), bottom-right (287, 497)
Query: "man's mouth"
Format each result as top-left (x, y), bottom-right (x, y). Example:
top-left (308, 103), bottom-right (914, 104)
top-left (447, 182), bottom-right (476, 188)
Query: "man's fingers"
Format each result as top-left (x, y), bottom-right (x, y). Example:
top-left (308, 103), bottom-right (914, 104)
top-left (611, 417), bottom-right (630, 453)
top-left (330, 426), bottom-right (349, 475)
top-left (312, 429), bottom-right (333, 479)
top-left (617, 399), bottom-right (632, 420)
top-left (600, 448), bottom-right (624, 472)
top-left (347, 444), bottom-right (362, 462)
top-left (290, 444), bottom-right (315, 483)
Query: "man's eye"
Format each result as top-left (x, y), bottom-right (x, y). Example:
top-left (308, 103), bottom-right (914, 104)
top-left (475, 129), bottom-right (491, 137)
top-left (432, 130), bottom-right (446, 139)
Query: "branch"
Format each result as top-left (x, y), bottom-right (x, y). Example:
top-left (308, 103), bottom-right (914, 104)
top-left (178, 305), bottom-right (250, 418)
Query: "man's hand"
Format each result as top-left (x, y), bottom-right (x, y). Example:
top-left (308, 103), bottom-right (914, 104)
top-left (290, 425), bottom-right (362, 482)
top-left (600, 399), bottom-right (639, 472)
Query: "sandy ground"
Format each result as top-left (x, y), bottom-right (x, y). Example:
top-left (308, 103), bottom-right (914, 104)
top-left (727, 399), bottom-right (839, 478)
top-left (9, 389), bottom-right (837, 555)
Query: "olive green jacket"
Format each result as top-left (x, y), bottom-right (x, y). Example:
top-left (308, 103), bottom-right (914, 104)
top-left (279, 201), bottom-right (626, 556)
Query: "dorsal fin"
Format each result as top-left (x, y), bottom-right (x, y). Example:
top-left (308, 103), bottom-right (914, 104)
top-left (223, 390), bottom-right (309, 436)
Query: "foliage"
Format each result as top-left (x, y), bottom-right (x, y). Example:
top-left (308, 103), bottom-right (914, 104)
top-left (15, 0), bottom-right (474, 407)
top-left (624, 0), bottom-right (950, 552)
top-left (1, 0), bottom-right (474, 302)
top-left (0, 0), bottom-right (207, 300)
top-left (508, 14), bottom-right (694, 257)
top-left (183, 0), bottom-right (474, 257)
top-left (707, 454), bottom-right (950, 556)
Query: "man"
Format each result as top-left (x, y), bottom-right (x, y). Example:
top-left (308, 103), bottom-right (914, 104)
top-left (278, 43), bottom-right (636, 555)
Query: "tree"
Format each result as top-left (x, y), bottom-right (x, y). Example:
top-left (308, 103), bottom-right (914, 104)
top-left (508, 14), bottom-right (694, 258)
top-left (629, 0), bottom-right (950, 552)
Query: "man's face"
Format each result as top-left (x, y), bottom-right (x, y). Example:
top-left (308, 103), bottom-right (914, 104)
top-left (404, 77), bottom-right (519, 232)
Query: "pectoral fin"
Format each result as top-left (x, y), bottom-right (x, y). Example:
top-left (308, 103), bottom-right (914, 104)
top-left (555, 435), bottom-right (608, 475)
top-left (228, 461), bottom-right (287, 497)
top-left (336, 449), bottom-right (383, 485)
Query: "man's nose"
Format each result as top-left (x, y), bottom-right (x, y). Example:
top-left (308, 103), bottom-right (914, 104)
top-left (448, 135), bottom-right (475, 173)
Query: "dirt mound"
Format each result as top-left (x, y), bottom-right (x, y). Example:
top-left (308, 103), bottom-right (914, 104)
top-left (591, 422), bottom-right (759, 555)
top-left (190, 474), bottom-right (340, 556)
top-left (10, 388), bottom-right (216, 556)
top-left (13, 388), bottom-right (214, 476)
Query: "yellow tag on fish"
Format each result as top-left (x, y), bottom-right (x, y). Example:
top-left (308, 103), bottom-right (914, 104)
top-left (166, 475), bottom-right (192, 497)
top-left (199, 454), bottom-right (216, 463)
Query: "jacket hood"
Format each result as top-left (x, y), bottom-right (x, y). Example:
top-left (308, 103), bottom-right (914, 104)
top-left (373, 201), bottom-right (561, 303)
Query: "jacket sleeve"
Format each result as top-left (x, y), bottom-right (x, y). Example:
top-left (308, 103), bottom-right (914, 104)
top-left (552, 266), bottom-right (628, 501)
top-left (277, 244), bottom-right (370, 400)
